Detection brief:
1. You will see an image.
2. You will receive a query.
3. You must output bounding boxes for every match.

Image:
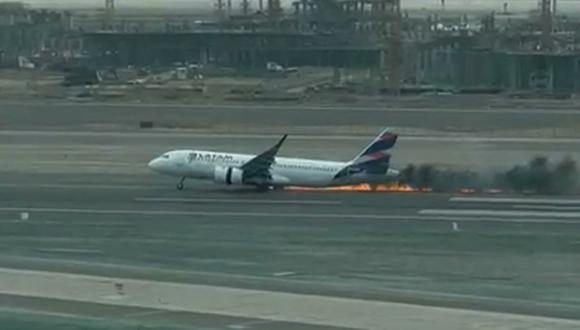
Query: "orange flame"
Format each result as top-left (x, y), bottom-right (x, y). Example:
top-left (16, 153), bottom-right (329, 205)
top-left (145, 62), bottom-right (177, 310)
top-left (286, 183), bottom-right (432, 193)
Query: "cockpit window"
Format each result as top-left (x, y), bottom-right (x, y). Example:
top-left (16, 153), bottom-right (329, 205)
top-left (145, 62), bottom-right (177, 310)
top-left (161, 154), bottom-right (170, 159)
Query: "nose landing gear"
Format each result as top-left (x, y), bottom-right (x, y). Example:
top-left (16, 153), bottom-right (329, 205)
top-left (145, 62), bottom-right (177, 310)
top-left (177, 177), bottom-right (186, 190)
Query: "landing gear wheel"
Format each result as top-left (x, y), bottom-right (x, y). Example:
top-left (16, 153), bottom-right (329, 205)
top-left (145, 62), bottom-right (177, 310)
top-left (176, 177), bottom-right (185, 191)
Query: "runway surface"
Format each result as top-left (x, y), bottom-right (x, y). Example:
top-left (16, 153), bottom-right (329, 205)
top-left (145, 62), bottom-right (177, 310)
top-left (1, 103), bottom-right (580, 328)
top-left (1, 170), bottom-right (580, 328)
top-left (1, 130), bottom-right (579, 172)
top-left (2, 101), bottom-right (580, 137)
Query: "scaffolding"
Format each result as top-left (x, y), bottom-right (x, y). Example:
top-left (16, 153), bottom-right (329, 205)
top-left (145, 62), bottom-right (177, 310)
top-left (290, 0), bottom-right (402, 94)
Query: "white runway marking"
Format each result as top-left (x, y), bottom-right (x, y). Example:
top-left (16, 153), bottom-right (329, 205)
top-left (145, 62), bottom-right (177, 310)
top-left (35, 248), bottom-right (102, 254)
top-left (513, 205), bottom-right (580, 211)
top-left (272, 272), bottom-right (296, 277)
top-left (450, 197), bottom-right (580, 206)
top-left (1, 207), bottom-right (580, 224)
top-left (134, 197), bottom-right (341, 205)
top-left (419, 209), bottom-right (580, 219)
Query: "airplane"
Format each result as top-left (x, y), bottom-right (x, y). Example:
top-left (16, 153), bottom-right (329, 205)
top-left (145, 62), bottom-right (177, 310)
top-left (148, 128), bottom-right (400, 190)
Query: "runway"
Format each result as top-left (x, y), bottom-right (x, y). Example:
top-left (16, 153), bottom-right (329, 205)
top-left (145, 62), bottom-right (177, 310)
top-left (1, 171), bottom-right (580, 328)
top-left (1, 102), bottom-right (580, 328)
top-left (3, 101), bottom-right (580, 137)
top-left (1, 130), bottom-right (579, 173)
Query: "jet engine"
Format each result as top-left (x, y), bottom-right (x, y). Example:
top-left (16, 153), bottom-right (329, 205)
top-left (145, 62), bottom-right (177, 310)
top-left (214, 166), bottom-right (244, 185)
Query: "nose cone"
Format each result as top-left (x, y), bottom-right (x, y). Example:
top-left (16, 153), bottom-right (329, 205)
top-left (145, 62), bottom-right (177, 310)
top-left (148, 158), bottom-right (162, 172)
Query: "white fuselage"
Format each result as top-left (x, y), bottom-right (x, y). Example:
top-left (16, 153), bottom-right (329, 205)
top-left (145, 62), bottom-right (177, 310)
top-left (148, 150), bottom-right (398, 187)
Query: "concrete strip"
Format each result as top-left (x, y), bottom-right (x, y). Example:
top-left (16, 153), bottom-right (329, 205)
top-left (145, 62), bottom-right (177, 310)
top-left (0, 268), bottom-right (578, 330)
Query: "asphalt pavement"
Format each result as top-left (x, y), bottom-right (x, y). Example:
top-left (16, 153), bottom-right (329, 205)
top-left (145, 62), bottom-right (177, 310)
top-left (1, 172), bottom-right (580, 323)
top-left (1, 130), bottom-right (579, 173)
top-left (1, 102), bottom-right (580, 328)
top-left (2, 101), bottom-right (580, 136)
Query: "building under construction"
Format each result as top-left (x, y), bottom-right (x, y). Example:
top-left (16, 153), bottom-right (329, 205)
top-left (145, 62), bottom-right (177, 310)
top-left (412, 0), bottom-right (580, 94)
top-left (5, 0), bottom-right (578, 94)
top-left (0, 2), bottom-right (78, 59)
top-left (85, 0), bottom-right (403, 92)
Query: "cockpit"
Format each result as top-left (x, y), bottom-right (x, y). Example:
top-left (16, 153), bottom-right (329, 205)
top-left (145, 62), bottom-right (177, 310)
top-left (148, 152), bottom-right (174, 173)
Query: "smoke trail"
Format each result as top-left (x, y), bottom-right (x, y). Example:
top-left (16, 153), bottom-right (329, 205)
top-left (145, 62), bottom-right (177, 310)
top-left (400, 156), bottom-right (579, 195)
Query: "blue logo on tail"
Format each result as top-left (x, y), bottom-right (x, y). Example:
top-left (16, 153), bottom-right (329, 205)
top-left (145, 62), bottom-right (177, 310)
top-left (334, 128), bottom-right (398, 179)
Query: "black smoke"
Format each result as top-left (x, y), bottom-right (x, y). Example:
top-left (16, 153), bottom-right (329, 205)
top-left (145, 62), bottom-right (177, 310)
top-left (400, 164), bottom-right (480, 192)
top-left (399, 156), bottom-right (578, 195)
top-left (496, 156), bottom-right (578, 195)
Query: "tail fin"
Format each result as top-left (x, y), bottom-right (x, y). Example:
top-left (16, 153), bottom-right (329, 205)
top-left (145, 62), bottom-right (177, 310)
top-left (351, 128), bottom-right (398, 165)
top-left (334, 128), bottom-right (397, 179)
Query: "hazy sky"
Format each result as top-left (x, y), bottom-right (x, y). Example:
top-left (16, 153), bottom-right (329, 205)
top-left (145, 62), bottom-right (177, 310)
top-left (8, 0), bottom-right (577, 11)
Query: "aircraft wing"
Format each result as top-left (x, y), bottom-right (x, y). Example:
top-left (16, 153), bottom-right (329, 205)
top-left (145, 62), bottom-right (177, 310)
top-left (240, 134), bottom-right (288, 182)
